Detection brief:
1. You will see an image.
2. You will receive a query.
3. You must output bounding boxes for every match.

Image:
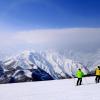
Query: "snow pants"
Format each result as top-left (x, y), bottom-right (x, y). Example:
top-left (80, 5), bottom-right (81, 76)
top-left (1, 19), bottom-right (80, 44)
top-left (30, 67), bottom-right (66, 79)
top-left (95, 75), bottom-right (100, 83)
top-left (77, 78), bottom-right (82, 85)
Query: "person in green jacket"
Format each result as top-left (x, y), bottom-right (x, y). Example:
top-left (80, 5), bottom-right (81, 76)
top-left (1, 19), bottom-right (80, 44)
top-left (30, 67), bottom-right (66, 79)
top-left (76, 68), bottom-right (84, 86)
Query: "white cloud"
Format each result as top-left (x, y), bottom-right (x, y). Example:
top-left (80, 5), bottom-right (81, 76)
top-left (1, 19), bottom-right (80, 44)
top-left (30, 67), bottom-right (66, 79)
top-left (13, 28), bottom-right (100, 44)
top-left (0, 28), bottom-right (100, 48)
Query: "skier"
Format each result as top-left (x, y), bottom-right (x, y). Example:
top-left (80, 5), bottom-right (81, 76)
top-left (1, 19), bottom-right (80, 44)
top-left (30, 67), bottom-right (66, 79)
top-left (76, 68), bottom-right (84, 86)
top-left (95, 66), bottom-right (100, 83)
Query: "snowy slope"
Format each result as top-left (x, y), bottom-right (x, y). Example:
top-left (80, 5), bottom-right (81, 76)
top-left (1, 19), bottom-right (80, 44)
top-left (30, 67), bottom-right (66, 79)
top-left (0, 76), bottom-right (99, 100)
top-left (41, 50), bottom-right (88, 77)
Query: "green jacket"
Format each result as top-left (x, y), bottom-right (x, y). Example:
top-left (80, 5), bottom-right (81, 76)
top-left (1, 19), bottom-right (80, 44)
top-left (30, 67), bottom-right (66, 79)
top-left (76, 70), bottom-right (84, 78)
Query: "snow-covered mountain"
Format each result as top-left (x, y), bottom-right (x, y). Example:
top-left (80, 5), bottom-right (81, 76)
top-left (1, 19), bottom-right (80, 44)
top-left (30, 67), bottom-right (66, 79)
top-left (0, 50), bottom-right (88, 83)
top-left (2, 49), bottom-right (100, 84)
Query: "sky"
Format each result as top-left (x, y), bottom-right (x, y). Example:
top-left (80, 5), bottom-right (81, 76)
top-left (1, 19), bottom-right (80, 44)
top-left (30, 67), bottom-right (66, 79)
top-left (0, 0), bottom-right (100, 54)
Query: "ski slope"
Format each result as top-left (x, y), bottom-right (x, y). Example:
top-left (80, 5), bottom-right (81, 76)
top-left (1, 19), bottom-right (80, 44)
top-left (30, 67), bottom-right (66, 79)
top-left (0, 77), bottom-right (99, 100)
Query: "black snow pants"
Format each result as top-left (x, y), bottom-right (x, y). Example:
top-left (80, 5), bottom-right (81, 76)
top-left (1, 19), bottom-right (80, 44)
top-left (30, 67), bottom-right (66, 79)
top-left (77, 78), bottom-right (82, 86)
top-left (95, 75), bottom-right (100, 83)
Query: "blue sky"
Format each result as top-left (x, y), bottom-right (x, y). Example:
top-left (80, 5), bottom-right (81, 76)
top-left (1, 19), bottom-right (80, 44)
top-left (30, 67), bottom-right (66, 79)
top-left (0, 0), bottom-right (100, 30)
top-left (0, 0), bottom-right (100, 54)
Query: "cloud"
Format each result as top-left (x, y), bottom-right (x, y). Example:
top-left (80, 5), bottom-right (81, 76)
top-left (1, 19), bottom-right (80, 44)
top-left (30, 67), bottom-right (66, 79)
top-left (0, 28), bottom-right (100, 51)
top-left (13, 28), bottom-right (100, 44)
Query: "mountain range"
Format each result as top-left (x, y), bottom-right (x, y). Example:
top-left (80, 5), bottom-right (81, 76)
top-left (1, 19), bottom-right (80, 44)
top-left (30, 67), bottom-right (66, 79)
top-left (0, 50), bottom-right (99, 83)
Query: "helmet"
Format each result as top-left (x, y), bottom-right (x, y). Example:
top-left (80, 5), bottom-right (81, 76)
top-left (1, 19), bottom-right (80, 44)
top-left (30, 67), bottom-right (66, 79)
top-left (98, 66), bottom-right (100, 68)
top-left (78, 68), bottom-right (81, 70)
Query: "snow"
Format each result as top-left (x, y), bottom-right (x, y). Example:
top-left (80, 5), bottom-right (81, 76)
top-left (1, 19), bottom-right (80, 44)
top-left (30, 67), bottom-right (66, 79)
top-left (0, 76), bottom-right (99, 100)
top-left (24, 70), bottom-right (32, 78)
